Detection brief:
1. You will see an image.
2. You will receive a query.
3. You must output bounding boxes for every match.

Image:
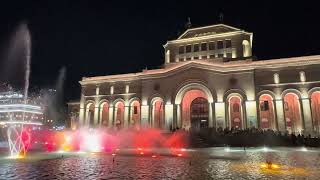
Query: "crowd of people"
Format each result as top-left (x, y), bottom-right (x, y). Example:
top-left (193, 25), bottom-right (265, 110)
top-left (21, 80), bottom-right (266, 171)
top-left (184, 127), bottom-right (320, 147)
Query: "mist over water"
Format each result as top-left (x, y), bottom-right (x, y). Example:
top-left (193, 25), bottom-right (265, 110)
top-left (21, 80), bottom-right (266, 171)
top-left (54, 66), bottom-right (66, 122)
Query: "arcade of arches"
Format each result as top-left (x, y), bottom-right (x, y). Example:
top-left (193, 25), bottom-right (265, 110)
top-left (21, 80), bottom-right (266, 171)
top-left (81, 88), bottom-right (320, 135)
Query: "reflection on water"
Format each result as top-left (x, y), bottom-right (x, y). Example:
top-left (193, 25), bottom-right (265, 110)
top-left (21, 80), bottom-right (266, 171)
top-left (0, 147), bottom-right (320, 179)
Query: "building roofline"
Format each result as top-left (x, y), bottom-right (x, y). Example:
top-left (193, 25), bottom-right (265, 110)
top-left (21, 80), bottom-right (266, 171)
top-left (164, 31), bottom-right (253, 48)
top-left (177, 23), bottom-right (242, 40)
top-left (79, 55), bottom-right (320, 85)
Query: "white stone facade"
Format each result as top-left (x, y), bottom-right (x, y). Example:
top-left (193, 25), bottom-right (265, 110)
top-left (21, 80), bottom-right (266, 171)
top-left (74, 24), bottom-right (320, 136)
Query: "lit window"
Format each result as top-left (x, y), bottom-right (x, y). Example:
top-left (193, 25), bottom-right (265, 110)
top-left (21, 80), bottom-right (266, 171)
top-left (209, 42), bottom-right (215, 50)
top-left (186, 45), bottom-right (192, 53)
top-left (299, 71), bottom-right (306, 82)
top-left (125, 85), bottom-right (129, 93)
top-left (201, 43), bottom-right (207, 51)
top-left (193, 44), bottom-right (199, 52)
top-left (225, 40), bottom-right (232, 48)
top-left (178, 46), bottom-right (184, 54)
top-left (217, 41), bottom-right (223, 49)
top-left (110, 86), bottom-right (114, 95)
top-left (273, 73), bottom-right (280, 84)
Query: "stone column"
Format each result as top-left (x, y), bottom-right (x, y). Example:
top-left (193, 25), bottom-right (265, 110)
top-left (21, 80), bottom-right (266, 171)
top-left (208, 102), bottom-right (214, 128)
top-left (94, 105), bottom-right (99, 127)
top-left (173, 104), bottom-right (177, 129)
top-left (124, 105), bottom-right (130, 128)
top-left (99, 109), bottom-right (103, 127)
top-left (176, 104), bottom-right (182, 128)
top-left (79, 92), bottom-right (85, 127)
top-left (301, 98), bottom-right (313, 135)
top-left (275, 99), bottom-right (286, 132)
top-left (245, 100), bottom-right (258, 128)
top-left (108, 105), bottom-right (114, 127)
top-left (93, 86), bottom-right (100, 127)
top-left (165, 50), bottom-right (170, 63)
top-left (215, 102), bottom-right (225, 129)
top-left (165, 104), bottom-right (174, 131)
top-left (141, 105), bottom-right (149, 128)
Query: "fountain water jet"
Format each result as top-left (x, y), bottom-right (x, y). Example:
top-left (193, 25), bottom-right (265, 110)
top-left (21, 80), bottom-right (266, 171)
top-left (5, 22), bottom-right (32, 159)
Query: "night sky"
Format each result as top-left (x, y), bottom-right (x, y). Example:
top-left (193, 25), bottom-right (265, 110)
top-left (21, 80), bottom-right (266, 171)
top-left (0, 1), bottom-right (319, 103)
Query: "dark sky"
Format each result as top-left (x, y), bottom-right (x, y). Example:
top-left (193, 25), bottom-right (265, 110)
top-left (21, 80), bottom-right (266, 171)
top-left (0, 0), bottom-right (319, 103)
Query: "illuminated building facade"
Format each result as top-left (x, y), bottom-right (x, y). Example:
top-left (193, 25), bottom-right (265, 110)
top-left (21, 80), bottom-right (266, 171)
top-left (76, 24), bottom-right (320, 135)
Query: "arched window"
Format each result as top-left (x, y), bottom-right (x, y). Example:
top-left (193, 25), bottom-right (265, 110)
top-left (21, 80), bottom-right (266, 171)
top-left (99, 102), bottom-right (109, 126)
top-left (130, 100), bottom-right (141, 128)
top-left (283, 93), bottom-right (302, 133)
top-left (299, 71), bottom-right (306, 82)
top-left (152, 98), bottom-right (164, 129)
top-left (228, 96), bottom-right (243, 129)
top-left (181, 89), bottom-right (208, 130)
top-left (114, 101), bottom-right (125, 129)
top-left (311, 91), bottom-right (320, 134)
top-left (274, 73), bottom-right (280, 84)
top-left (259, 94), bottom-right (275, 130)
top-left (242, 40), bottom-right (251, 57)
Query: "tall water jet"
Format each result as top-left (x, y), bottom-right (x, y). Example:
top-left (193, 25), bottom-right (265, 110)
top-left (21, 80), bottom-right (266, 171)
top-left (3, 22), bottom-right (32, 102)
top-left (42, 67), bottom-right (66, 126)
top-left (23, 24), bottom-right (31, 106)
top-left (4, 22), bottom-right (32, 158)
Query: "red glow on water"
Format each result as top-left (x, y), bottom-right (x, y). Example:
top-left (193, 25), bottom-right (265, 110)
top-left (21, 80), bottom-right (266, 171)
top-left (26, 127), bottom-right (188, 157)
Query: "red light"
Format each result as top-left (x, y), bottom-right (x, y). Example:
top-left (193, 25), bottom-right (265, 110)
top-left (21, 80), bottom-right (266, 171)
top-left (177, 153), bottom-right (182, 157)
top-left (140, 152), bottom-right (144, 155)
top-left (112, 153), bottom-right (116, 156)
top-left (152, 155), bottom-right (157, 158)
top-left (137, 147), bottom-right (143, 151)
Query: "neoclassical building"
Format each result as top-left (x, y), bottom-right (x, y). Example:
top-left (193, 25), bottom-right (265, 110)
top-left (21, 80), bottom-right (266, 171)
top-left (74, 24), bottom-right (320, 135)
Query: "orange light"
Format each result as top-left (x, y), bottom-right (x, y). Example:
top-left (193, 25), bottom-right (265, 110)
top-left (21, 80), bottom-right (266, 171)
top-left (260, 164), bottom-right (267, 168)
top-left (137, 147), bottom-right (143, 151)
top-left (260, 163), bottom-right (280, 170)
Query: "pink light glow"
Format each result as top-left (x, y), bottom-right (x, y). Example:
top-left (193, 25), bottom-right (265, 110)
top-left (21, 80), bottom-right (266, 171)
top-left (28, 127), bottom-right (188, 156)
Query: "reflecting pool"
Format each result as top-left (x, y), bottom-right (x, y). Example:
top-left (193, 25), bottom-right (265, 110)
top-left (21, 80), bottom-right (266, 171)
top-left (0, 147), bottom-right (320, 179)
